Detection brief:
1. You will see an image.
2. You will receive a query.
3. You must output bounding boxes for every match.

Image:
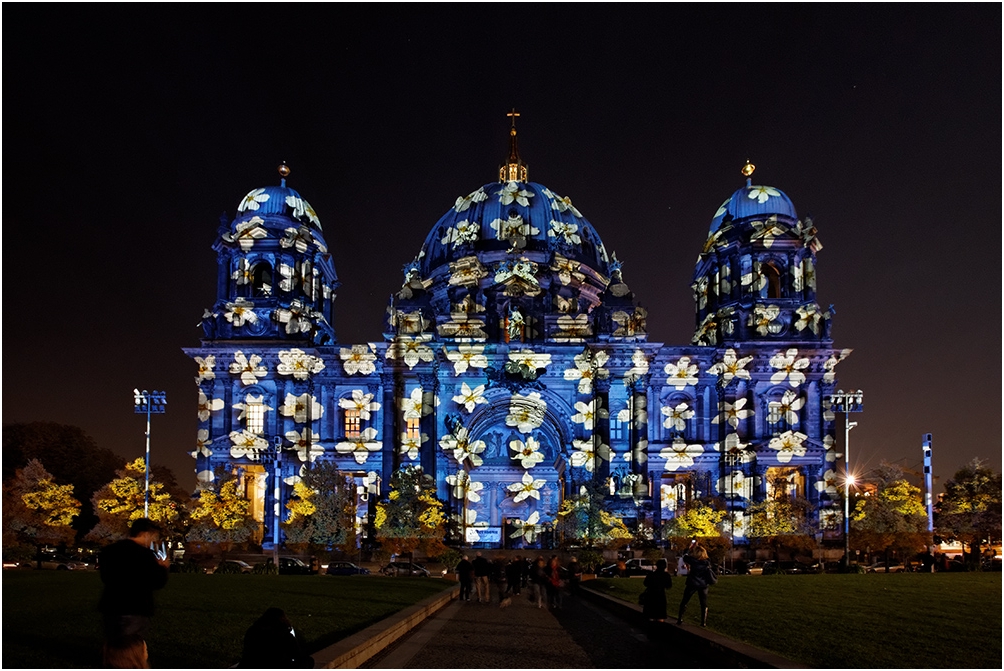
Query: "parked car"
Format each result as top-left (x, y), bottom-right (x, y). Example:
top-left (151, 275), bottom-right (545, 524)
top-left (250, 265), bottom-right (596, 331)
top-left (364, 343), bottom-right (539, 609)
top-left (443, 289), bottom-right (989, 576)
top-left (326, 561), bottom-right (370, 576)
top-left (380, 561), bottom-right (430, 576)
top-left (215, 559), bottom-right (253, 574)
top-left (278, 557), bottom-right (315, 575)
top-left (598, 558), bottom-right (657, 578)
top-left (761, 560), bottom-right (812, 575)
top-left (865, 561), bottom-right (907, 573)
top-left (746, 561), bottom-right (765, 575)
top-left (37, 554), bottom-right (91, 571)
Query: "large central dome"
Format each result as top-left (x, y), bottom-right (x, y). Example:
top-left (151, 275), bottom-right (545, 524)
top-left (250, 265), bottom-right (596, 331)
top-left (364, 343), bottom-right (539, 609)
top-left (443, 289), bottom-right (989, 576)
top-left (418, 180), bottom-right (610, 278)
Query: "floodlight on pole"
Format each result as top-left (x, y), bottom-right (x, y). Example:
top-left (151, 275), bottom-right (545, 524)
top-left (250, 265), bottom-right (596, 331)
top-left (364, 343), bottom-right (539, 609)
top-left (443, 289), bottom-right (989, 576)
top-left (826, 389), bottom-right (864, 566)
top-left (133, 389), bottom-right (167, 517)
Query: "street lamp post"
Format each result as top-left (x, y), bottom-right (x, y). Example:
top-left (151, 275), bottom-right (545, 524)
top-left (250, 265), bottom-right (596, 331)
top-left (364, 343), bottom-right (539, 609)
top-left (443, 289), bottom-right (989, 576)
top-left (826, 390), bottom-right (863, 566)
top-left (133, 389), bottom-right (167, 517)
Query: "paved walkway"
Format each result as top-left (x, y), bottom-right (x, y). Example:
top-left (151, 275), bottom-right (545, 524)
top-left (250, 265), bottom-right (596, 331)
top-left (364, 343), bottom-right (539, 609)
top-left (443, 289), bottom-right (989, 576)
top-left (362, 584), bottom-right (709, 669)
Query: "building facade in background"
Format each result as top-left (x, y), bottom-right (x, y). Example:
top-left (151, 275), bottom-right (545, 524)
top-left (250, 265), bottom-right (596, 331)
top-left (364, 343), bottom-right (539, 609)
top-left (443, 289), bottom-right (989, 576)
top-left (184, 127), bottom-right (851, 550)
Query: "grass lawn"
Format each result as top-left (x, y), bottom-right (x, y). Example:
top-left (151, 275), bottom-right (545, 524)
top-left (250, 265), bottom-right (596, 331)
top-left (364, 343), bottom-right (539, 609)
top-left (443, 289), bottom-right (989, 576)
top-left (587, 572), bottom-right (1002, 668)
top-left (2, 571), bottom-right (453, 668)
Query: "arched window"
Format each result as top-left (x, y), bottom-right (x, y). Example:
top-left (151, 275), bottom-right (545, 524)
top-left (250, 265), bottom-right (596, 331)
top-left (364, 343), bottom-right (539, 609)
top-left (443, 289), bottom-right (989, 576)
top-left (762, 262), bottom-right (782, 299)
top-left (251, 262), bottom-right (273, 297)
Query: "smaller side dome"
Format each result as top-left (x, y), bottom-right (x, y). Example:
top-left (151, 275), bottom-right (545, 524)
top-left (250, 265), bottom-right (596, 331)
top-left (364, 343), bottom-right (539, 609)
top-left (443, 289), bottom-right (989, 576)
top-left (709, 183), bottom-right (798, 234)
top-left (236, 184), bottom-right (322, 231)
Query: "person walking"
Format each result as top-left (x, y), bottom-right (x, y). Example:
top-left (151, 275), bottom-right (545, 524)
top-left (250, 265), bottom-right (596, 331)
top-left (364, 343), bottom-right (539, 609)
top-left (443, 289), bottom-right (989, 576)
top-left (505, 556), bottom-right (523, 596)
top-left (98, 518), bottom-right (170, 667)
top-left (676, 541), bottom-right (716, 627)
top-left (456, 555), bottom-right (474, 601)
top-left (472, 552), bottom-right (491, 603)
top-left (641, 559), bottom-right (672, 622)
top-left (530, 556), bottom-right (547, 608)
top-left (237, 607), bottom-right (313, 668)
top-left (546, 555), bottom-right (563, 609)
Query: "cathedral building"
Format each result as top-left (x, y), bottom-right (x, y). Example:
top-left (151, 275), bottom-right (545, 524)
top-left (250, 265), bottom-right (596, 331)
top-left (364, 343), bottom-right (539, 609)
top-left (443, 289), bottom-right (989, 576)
top-left (184, 123), bottom-right (851, 551)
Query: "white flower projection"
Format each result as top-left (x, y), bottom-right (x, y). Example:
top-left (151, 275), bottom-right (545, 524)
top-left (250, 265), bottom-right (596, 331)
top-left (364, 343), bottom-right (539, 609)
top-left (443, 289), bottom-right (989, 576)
top-left (545, 189), bottom-right (583, 217)
top-left (230, 429), bottom-right (267, 459)
top-left (453, 187), bottom-right (487, 213)
top-left (616, 393), bottom-right (648, 428)
top-left (563, 350), bottom-right (610, 394)
top-left (509, 436), bottom-right (545, 469)
top-left (508, 471), bottom-right (546, 503)
top-left (506, 392), bottom-right (547, 433)
top-left (508, 348), bottom-right (552, 372)
top-left (277, 348), bottom-right (325, 380)
top-left (769, 390), bottom-right (804, 426)
top-left (496, 182), bottom-right (534, 206)
top-left (284, 195), bottom-right (321, 227)
top-left (770, 348), bottom-right (811, 387)
top-left (664, 356), bottom-right (699, 389)
top-left (279, 392), bottom-right (323, 424)
top-left (447, 469), bottom-right (483, 502)
top-left (452, 382), bottom-right (488, 413)
top-left (338, 390), bottom-right (381, 421)
top-left (747, 185), bottom-right (781, 204)
top-left (399, 431), bottom-right (428, 461)
top-left (660, 438), bottom-right (704, 471)
top-left (661, 401), bottom-right (694, 432)
top-left (750, 216), bottom-right (788, 248)
top-left (444, 343), bottom-right (489, 375)
top-left (197, 389), bottom-right (225, 422)
top-left (571, 399), bottom-right (608, 431)
top-left (335, 427), bottom-right (381, 464)
top-left (385, 335), bottom-right (435, 369)
top-left (570, 438), bottom-right (610, 472)
top-left (191, 429), bottom-right (212, 458)
top-left (441, 219), bottom-right (480, 247)
top-left (751, 304), bottom-right (780, 336)
top-left (712, 397), bottom-right (753, 429)
top-left (548, 220), bottom-right (581, 245)
top-left (439, 428), bottom-right (486, 469)
top-left (339, 345), bottom-right (377, 375)
top-left (285, 428), bottom-right (324, 462)
top-left (224, 216), bottom-right (269, 251)
top-left (229, 351), bottom-right (267, 386)
top-left (823, 349), bottom-right (852, 384)
top-left (509, 511), bottom-right (542, 543)
top-left (815, 469), bottom-right (839, 496)
top-left (705, 348), bottom-right (753, 385)
top-left (194, 355), bottom-right (216, 382)
top-left (400, 387), bottom-right (438, 420)
top-left (769, 431), bottom-right (808, 463)
top-left (224, 299), bottom-right (257, 327)
top-left (238, 188), bottom-right (269, 212)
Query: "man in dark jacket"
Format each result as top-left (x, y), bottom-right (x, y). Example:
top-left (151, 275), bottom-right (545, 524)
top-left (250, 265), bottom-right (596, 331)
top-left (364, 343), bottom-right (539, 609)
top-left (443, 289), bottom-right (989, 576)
top-left (471, 552), bottom-right (491, 603)
top-left (456, 555), bottom-right (474, 601)
top-left (99, 519), bottom-right (170, 662)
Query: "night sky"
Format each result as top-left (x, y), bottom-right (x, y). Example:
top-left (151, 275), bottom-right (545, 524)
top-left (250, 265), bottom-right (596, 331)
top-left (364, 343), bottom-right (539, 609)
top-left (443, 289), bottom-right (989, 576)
top-left (4, 5), bottom-right (999, 494)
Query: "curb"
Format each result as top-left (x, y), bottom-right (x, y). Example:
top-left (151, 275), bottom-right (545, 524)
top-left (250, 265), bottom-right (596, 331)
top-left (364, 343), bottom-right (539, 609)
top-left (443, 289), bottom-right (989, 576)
top-left (312, 584), bottom-right (459, 669)
top-left (578, 586), bottom-right (807, 669)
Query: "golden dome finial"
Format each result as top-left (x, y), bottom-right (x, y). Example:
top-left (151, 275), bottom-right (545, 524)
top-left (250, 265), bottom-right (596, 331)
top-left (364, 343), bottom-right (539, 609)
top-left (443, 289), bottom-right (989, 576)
top-left (741, 159), bottom-right (755, 178)
top-left (499, 109), bottom-right (528, 183)
top-left (278, 162), bottom-right (291, 178)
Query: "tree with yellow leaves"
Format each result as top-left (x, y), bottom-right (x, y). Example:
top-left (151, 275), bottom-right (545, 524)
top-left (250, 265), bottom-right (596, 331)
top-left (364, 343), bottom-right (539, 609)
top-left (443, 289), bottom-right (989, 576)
top-left (282, 461), bottom-right (357, 553)
top-left (3, 459), bottom-right (81, 563)
top-left (84, 458), bottom-right (183, 543)
top-left (374, 466), bottom-right (447, 557)
top-left (556, 481), bottom-right (633, 549)
top-left (186, 474), bottom-right (258, 549)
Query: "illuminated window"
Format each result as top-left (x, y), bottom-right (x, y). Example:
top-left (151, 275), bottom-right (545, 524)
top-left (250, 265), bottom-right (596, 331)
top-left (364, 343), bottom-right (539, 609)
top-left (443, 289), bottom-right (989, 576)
top-left (609, 417), bottom-right (624, 443)
top-left (246, 401), bottom-right (266, 435)
top-left (766, 467), bottom-right (804, 500)
top-left (344, 408), bottom-right (361, 439)
top-left (406, 417), bottom-right (421, 441)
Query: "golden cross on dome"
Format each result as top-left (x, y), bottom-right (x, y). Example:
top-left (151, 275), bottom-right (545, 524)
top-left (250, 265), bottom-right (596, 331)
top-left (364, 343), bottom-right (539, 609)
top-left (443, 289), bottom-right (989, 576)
top-left (507, 108), bottom-right (520, 129)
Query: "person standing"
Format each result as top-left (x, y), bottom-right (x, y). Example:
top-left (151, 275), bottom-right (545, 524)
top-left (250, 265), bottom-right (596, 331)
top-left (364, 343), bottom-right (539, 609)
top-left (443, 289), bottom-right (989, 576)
top-left (676, 541), bottom-right (716, 627)
top-left (567, 556), bottom-right (583, 594)
top-left (505, 556), bottom-right (523, 596)
top-left (98, 518), bottom-right (170, 667)
top-left (641, 559), bottom-right (672, 622)
top-left (456, 555), bottom-right (474, 601)
top-left (472, 552), bottom-right (491, 603)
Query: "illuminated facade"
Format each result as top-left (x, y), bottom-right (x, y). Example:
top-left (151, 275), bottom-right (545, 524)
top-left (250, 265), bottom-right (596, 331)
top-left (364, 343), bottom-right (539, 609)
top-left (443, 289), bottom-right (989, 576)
top-left (184, 130), bottom-right (851, 550)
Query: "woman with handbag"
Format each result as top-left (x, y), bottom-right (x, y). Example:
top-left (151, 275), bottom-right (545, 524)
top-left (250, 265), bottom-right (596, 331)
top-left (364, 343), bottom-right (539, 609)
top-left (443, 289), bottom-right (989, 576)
top-left (676, 541), bottom-right (716, 627)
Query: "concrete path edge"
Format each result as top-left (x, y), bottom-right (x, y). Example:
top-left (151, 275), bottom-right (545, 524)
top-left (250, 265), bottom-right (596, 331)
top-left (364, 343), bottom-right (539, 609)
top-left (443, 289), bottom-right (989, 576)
top-left (312, 584), bottom-right (460, 669)
top-left (577, 586), bottom-right (808, 669)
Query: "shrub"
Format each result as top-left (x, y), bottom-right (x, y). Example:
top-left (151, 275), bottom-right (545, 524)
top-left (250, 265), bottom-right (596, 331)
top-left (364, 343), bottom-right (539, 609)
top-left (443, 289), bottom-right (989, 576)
top-left (252, 561), bottom-right (278, 575)
top-left (214, 561), bottom-right (245, 575)
top-left (577, 549), bottom-right (604, 573)
top-left (437, 548), bottom-right (463, 571)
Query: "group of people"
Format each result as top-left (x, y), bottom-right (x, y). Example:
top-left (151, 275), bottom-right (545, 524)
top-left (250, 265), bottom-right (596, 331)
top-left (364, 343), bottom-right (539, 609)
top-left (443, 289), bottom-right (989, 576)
top-left (455, 552), bottom-right (583, 609)
top-left (641, 540), bottom-right (717, 627)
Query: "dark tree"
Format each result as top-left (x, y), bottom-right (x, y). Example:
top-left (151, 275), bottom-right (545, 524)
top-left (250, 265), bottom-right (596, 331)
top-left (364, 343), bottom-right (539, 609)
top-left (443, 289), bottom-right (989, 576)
top-left (935, 459), bottom-right (1002, 568)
